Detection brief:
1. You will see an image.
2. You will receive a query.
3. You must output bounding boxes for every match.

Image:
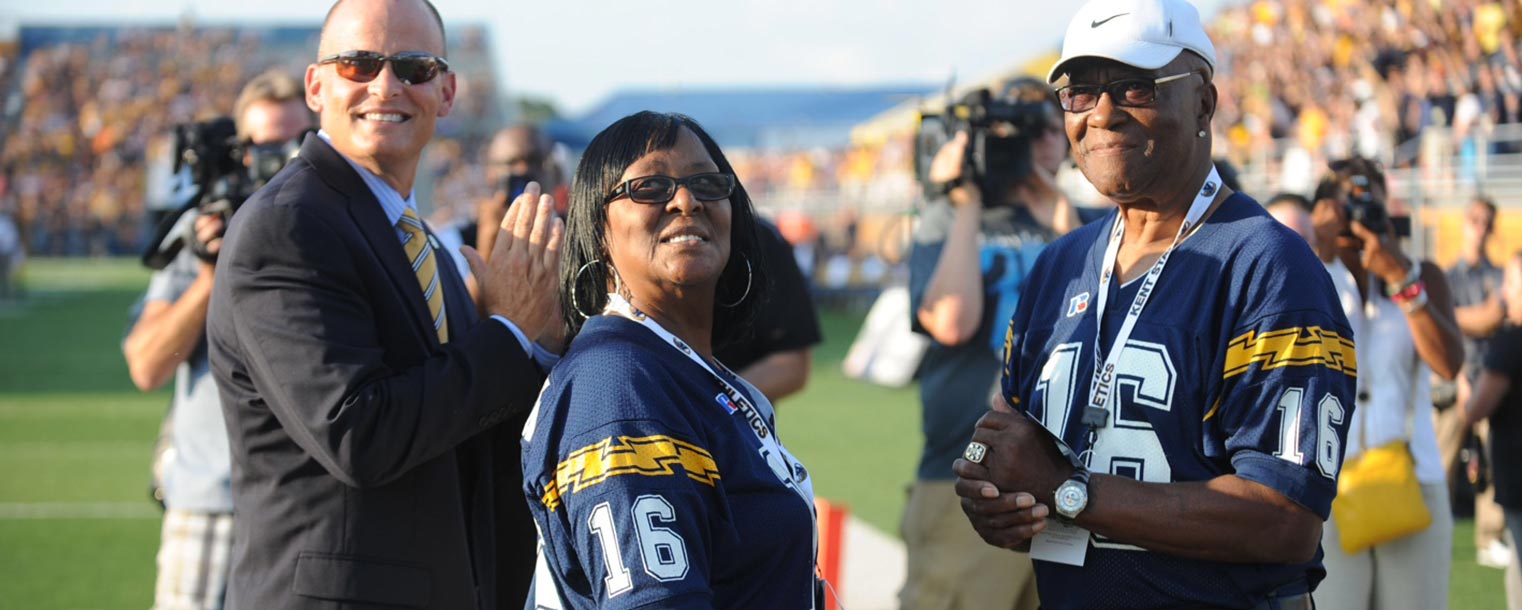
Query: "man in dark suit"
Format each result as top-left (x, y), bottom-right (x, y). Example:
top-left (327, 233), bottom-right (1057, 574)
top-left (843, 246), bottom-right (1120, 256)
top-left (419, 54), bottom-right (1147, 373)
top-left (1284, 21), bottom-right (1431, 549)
top-left (206, 1), bottom-right (562, 608)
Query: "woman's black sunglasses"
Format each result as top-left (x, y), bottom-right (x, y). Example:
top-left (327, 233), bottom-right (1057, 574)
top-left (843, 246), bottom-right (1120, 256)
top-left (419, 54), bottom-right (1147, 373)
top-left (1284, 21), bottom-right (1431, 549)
top-left (318, 50), bottom-right (450, 86)
top-left (605, 173), bottom-right (737, 205)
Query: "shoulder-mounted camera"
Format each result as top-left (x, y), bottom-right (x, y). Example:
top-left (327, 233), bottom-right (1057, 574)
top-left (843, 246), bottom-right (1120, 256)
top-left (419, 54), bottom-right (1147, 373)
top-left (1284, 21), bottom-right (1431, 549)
top-left (915, 88), bottom-right (1053, 203)
top-left (141, 118), bottom-right (305, 269)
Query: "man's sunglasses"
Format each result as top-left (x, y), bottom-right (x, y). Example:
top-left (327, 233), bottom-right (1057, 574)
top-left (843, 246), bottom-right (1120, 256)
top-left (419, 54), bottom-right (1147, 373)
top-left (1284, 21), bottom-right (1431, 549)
top-left (605, 173), bottom-right (737, 205)
top-left (1055, 72), bottom-right (1196, 113)
top-left (318, 51), bottom-right (450, 86)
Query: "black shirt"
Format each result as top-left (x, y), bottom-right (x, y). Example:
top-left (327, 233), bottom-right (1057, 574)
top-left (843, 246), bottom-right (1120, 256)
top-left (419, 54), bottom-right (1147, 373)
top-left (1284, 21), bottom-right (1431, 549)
top-left (716, 219), bottom-right (823, 372)
top-left (1485, 325), bottom-right (1522, 510)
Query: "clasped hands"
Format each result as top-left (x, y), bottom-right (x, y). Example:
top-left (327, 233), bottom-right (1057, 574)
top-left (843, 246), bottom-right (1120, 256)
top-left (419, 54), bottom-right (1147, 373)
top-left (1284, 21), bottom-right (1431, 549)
top-left (463, 181), bottom-right (564, 347)
top-left (952, 399), bottom-right (1077, 550)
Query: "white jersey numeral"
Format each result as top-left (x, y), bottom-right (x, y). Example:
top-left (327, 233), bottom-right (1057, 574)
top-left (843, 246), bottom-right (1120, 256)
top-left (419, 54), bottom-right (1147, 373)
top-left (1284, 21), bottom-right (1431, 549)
top-left (588, 502), bottom-right (634, 598)
top-left (586, 496), bottom-right (692, 596)
top-left (1273, 386), bottom-right (1345, 480)
top-left (1275, 387), bottom-right (1306, 464)
top-left (1315, 393), bottom-right (1346, 479)
top-left (632, 495), bottom-right (690, 581)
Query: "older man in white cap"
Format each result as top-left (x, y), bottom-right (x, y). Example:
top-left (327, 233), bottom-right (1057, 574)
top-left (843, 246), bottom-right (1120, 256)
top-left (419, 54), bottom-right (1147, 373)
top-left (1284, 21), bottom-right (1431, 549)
top-left (950, 0), bottom-right (1359, 608)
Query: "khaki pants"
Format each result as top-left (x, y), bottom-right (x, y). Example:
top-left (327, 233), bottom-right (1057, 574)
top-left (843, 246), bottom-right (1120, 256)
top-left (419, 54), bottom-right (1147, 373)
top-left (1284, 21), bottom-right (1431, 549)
top-left (1318, 482), bottom-right (1454, 610)
top-left (898, 480), bottom-right (1038, 610)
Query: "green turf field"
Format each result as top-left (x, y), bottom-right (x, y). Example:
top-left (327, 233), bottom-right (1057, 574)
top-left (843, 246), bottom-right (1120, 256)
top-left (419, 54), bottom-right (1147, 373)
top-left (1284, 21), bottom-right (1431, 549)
top-left (0, 258), bottom-right (1507, 608)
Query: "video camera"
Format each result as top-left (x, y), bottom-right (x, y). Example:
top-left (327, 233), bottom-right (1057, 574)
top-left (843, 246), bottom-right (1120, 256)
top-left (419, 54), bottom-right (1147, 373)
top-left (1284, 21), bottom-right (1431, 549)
top-left (141, 117), bottom-right (304, 270)
top-left (915, 88), bottom-right (1053, 202)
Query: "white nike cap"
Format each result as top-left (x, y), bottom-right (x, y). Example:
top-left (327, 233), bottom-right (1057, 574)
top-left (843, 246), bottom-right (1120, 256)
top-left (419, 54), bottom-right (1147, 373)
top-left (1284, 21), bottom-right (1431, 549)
top-left (1047, 0), bottom-right (1217, 84)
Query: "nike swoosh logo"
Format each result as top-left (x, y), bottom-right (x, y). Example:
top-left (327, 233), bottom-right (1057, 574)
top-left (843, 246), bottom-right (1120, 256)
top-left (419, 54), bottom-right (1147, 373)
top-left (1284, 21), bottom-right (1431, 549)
top-left (1091, 12), bottom-right (1128, 27)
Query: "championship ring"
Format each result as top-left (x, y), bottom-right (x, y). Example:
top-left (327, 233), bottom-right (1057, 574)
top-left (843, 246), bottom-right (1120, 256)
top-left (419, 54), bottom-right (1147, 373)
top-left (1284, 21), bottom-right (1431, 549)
top-left (963, 441), bottom-right (989, 464)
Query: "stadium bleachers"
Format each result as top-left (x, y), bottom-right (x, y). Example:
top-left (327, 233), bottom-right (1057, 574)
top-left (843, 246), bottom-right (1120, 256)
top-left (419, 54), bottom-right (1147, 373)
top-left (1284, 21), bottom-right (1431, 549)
top-left (0, 24), bottom-right (502, 257)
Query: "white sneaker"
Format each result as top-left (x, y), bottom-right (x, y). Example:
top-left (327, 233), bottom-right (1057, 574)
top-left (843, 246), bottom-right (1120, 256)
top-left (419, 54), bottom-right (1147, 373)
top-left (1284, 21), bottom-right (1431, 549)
top-left (1478, 539), bottom-right (1512, 570)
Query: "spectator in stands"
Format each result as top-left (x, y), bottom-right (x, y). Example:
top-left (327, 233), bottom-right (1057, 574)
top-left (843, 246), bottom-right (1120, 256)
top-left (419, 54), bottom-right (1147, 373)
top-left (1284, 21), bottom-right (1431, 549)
top-left (901, 77), bottom-right (1095, 610)
top-left (1309, 156), bottom-right (1465, 610)
top-left (1439, 195), bottom-right (1512, 569)
top-left (1464, 250), bottom-right (1522, 607)
top-left (122, 69), bottom-right (310, 610)
top-left (1206, 0), bottom-right (1522, 178)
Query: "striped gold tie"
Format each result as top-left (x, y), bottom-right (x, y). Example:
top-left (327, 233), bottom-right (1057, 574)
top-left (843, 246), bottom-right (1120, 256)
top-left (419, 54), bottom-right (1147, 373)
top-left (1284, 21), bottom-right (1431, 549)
top-left (397, 208), bottom-right (449, 343)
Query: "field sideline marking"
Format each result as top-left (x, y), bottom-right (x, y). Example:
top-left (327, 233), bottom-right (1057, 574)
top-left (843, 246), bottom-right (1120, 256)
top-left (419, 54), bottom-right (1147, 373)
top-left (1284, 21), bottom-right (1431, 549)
top-left (0, 502), bottom-right (160, 520)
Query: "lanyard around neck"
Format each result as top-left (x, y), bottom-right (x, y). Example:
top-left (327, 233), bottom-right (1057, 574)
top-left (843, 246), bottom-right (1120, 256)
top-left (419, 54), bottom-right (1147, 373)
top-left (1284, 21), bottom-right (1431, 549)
top-left (601, 294), bottom-right (812, 501)
top-left (1080, 167), bottom-right (1223, 455)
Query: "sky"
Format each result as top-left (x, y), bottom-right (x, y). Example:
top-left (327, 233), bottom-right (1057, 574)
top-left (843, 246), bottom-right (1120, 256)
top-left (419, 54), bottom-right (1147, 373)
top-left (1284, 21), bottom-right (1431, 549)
top-left (4, 0), bottom-right (1230, 116)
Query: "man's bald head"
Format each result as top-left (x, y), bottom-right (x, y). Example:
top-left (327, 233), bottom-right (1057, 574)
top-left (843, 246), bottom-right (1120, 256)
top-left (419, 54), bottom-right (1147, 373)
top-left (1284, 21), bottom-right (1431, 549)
top-left (320, 0), bottom-right (447, 58)
top-left (487, 124), bottom-right (554, 185)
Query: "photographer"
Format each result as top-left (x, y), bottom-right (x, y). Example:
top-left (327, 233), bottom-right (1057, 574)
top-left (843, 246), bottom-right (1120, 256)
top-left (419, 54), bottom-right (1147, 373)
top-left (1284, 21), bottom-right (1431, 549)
top-left (900, 78), bottom-right (1096, 610)
top-left (1307, 156), bottom-right (1464, 610)
top-left (123, 69), bottom-right (310, 610)
top-left (437, 124), bottom-right (565, 289)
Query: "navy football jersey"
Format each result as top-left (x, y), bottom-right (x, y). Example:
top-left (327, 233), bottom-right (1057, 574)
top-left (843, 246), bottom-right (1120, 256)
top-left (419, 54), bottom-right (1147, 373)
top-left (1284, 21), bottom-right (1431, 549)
top-left (522, 315), bottom-right (817, 609)
top-left (1000, 193), bottom-right (1357, 609)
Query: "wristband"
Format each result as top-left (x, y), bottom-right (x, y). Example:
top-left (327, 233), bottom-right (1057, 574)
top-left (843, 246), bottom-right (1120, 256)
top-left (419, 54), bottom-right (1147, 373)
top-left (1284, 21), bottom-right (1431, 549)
top-left (1384, 260), bottom-right (1421, 298)
top-left (1390, 279), bottom-right (1427, 312)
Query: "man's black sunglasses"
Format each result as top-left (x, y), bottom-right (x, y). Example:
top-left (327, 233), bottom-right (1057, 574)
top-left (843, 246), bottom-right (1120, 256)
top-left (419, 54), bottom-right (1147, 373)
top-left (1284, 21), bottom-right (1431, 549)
top-left (605, 173), bottom-right (737, 205)
top-left (318, 51), bottom-right (450, 86)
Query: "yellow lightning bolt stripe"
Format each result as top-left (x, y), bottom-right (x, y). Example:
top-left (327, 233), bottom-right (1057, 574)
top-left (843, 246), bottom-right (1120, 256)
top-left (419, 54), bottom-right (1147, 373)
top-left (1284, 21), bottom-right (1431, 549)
top-left (1222, 326), bottom-right (1358, 380)
top-left (540, 435), bottom-right (721, 512)
top-left (1002, 323), bottom-right (1015, 368)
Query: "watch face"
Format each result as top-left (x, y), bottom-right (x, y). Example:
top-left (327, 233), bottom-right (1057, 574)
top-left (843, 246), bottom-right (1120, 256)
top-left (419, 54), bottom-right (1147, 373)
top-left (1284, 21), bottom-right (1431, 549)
top-left (1056, 481), bottom-right (1087, 516)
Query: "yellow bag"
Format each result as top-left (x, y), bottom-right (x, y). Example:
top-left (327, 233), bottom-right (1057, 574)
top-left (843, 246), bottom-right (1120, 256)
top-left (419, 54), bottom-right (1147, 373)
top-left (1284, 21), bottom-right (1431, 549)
top-left (1331, 441), bottom-right (1431, 554)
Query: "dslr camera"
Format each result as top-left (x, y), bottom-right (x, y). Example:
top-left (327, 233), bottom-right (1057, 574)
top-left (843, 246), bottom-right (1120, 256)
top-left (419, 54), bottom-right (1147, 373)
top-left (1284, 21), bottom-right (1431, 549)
top-left (1341, 173), bottom-right (1410, 238)
top-left (141, 117), bottom-right (304, 269)
top-left (915, 88), bottom-right (1053, 202)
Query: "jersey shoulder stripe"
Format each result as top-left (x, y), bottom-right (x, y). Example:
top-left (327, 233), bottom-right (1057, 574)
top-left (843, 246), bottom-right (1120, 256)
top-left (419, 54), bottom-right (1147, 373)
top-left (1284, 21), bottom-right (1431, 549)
top-left (542, 434), bottom-right (721, 512)
top-left (1222, 325), bottom-right (1357, 380)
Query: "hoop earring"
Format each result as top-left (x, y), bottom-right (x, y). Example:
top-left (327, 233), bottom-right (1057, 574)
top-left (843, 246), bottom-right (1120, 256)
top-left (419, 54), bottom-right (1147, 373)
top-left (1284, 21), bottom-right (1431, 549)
top-left (571, 259), bottom-right (604, 319)
top-left (718, 255), bottom-right (753, 308)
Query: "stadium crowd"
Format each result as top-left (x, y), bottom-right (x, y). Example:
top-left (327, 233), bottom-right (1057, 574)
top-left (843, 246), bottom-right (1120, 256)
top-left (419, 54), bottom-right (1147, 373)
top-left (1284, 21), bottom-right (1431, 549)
top-left (1208, 0), bottom-right (1522, 192)
top-left (4, 0), bottom-right (1515, 274)
top-left (1, 0), bottom-right (1521, 607)
top-left (0, 25), bottom-right (500, 259)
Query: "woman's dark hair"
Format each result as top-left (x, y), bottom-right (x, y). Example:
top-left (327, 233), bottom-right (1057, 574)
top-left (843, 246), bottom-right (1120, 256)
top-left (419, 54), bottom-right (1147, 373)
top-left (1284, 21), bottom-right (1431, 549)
top-left (560, 111), bottom-right (765, 347)
top-left (1314, 156), bottom-right (1387, 202)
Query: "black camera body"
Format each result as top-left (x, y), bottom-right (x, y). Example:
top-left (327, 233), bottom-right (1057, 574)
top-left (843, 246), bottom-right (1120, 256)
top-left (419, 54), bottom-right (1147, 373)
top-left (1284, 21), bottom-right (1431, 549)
top-left (916, 88), bottom-right (1052, 202)
top-left (141, 118), bottom-right (304, 269)
top-left (1341, 173), bottom-right (1410, 238)
top-left (1343, 174), bottom-right (1386, 234)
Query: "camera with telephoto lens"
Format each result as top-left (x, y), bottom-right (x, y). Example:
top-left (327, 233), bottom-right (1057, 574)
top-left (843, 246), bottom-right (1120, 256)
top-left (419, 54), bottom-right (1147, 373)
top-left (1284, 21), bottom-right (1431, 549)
top-left (140, 117), bottom-right (305, 270)
top-left (914, 88), bottom-right (1053, 202)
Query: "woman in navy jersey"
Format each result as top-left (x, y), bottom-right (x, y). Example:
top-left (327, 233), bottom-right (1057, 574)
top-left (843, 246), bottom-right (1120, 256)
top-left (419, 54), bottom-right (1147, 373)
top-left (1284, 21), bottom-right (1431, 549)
top-left (520, 112), bottom-right (820, 609)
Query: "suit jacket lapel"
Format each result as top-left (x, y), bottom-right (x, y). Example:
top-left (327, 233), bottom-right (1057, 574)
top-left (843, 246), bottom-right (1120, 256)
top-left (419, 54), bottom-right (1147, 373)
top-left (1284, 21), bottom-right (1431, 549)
top-left (299, 135), bottom-right (437, 343)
